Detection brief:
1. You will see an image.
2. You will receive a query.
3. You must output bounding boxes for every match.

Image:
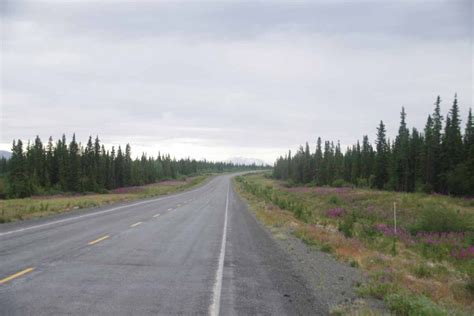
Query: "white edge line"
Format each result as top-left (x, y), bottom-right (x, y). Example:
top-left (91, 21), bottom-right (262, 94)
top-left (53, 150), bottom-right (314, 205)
top-left (209, 184), bottom-right (230, 316)
top-left (0, 184), bottom-right (208, 237)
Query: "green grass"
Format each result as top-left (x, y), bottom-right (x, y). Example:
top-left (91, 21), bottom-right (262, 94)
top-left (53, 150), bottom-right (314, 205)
top-left (234, 172), bottom-right (474, 315)
top-left (413, 264), bottom-right (434, 279)
top-left (385, 291), bottom-right (449, 316)
top-left (0, 175), bottom-right (210, 223)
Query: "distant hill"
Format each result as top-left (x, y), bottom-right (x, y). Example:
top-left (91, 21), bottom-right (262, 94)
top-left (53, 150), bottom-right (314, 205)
top-left (227, 157), bottom-right (269, 167)
top-left (0, 150), bottom-right (11, 159)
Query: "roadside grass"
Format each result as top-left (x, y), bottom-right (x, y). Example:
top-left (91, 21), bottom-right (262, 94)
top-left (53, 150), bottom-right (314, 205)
top-left (0, 175), bottom-right (210, 223)
top-left (234, 173), bottom-right (474, 316)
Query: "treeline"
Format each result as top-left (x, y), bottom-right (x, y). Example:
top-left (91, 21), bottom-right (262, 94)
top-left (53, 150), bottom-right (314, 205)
top-left (1, 134), bottom-right (264, 198)
top-left (273, 95), bottom-right (474, 196)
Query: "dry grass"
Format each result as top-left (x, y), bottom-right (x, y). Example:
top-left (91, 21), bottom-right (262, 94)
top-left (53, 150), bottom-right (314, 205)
top-left (0, 175), bottom-right (209, 222)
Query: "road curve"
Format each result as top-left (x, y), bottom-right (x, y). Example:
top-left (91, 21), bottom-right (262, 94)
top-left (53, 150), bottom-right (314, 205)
top-left (0, 174), bottom-right (324, 315)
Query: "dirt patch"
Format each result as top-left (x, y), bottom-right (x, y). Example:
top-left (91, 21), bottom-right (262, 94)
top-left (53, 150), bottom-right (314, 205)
top-left (145, 179), bottom-right (190, 187)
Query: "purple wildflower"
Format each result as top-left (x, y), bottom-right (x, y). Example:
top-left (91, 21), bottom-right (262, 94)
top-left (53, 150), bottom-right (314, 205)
top-left (326, 208), bottom-right (345, 218)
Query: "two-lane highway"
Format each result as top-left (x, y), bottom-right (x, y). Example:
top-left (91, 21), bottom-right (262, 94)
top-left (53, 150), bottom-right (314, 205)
top-left (0, 174), bottom-right (324, 315)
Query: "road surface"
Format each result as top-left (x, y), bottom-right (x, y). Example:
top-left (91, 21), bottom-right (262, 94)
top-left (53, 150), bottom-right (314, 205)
top-left (0, 174), bottom-right (324, 315)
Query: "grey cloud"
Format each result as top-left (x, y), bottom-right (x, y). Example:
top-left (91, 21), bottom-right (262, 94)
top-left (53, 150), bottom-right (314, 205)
top-left (0, 0), bottom-right (472, 163)
top-left (2, 1), bottom-right (471, 41)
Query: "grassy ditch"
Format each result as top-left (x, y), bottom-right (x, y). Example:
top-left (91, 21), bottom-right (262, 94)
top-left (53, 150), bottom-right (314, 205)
top-left (0, 175), bottom-right (210, 223)
top-left (234, 173), bottom-right (474, 315)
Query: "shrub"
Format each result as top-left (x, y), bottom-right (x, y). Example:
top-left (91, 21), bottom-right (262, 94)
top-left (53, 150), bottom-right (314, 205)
top-left (39, 202), bottom-right (49, 212)
top-left (466, 262), bottom-right (474, 294)
top-left (320, 244), bottom-right (332, 253)
top-left (339, 214), bottom-right (355, 238)
top-left (328, 195), bottom-right (341, 205)
top-left (360, 224), bottom-right (378, 239)
top-left (356, 177), bottom-right (369, 188)
top-left (385, 292), bottom-right (447, 316)
top-left (284, 179), bottom-right (295, 188)
top-left (293, 203), bottom-right (309, 222)
top-left (391, 238), bottom-right (398, 256)
top-left (357, 281), bottom-right (392, 299)
top-left (413, 264), bottom-right (432, 278)
top-left (350, 260), bottom-right (359, 268)
top-left (420, 183), bottom-right (434, 194)
top-left (332, 179), bottom-right (346, 188)
top-left (446, 163), bottom-right (471, 196)
top-left (410, 204), bottom-right (473, 234)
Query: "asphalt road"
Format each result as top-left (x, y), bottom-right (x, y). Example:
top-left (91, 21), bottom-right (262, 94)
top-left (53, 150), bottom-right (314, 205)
top-left (0, 174), bottom-right (324, 315)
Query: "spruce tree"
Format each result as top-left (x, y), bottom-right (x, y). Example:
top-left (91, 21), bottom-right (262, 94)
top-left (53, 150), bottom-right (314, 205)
top-left (361, 135), bottom-right (373, 184)
top-left (432, 96), bottom-right (444, 191)
top-left (68, 134), bottom-right (80, 191)
top-left (303, 142), bottom-right (312, 183)
top-left (409, 128), bottom-right (423, 192)
top-left (393, 107), bottom-right (410, 191)
top-left (464, 108), bottom-right (474, 154)
top-left (107, 147), bottom-right (116, 189)
top-left (8, 140), bottom-right (31, 198)
top-left (293, 146), bottom-right (305, 183)
top-left (442, 95), bottom-right (464, 193)
top-left (374, 121), bottom-right (388, 189)
top-left (422, 116), bottom-right (435, 192)
top-left (464, 109), bottom-right (474, 193)
top-left (446, 94), bottom-right (464, 165)
top-left (31, 135), bottom-right (47, 187)
top-left (56, 134), bottom-right (69, 191)
top-left (0, 157), bottom-right (8, 175)
top-left (321, 141), bottom-right (331, 185)
top-left (314, 138), bottom-right (323, 185)
top-left (45, 136), bottom-right (55, 188)
top-left (343, 147), bottom-right (353, 183)
top-left (83, 136), bottom-right (96, 191)
top-left (7, 140), bottom-right (33, 197)
top-left (115, 146), bottom-right (124, 187)
top-left (351, 141), bottom-right (361, 184)
top-left (124, 144), bottom-right (132, 186)
top-left (93, 137), bottom-right (101, 186)
top-left (334, 141), bottom-right (344, 181)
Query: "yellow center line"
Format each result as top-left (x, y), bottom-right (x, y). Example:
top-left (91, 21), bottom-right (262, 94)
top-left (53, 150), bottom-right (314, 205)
top-left (88, 235), bottom-right (110, 245)
top-left (130, 222), bottom-right (142, 228)
top-left (0, 267), bottom-right (35, 285)
top-left (153, 214), bottom-right (160, 218)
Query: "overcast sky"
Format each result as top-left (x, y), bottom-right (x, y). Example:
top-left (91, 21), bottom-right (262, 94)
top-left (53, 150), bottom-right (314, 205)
top-left (1, 0), bottom-right (472, 163)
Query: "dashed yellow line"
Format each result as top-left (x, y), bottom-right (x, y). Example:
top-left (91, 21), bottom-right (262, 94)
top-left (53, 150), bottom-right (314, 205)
top-left (0, 267), bottom-right (35, 285)
top-left (177, 204), bottom-right (181, 207)
top-left (88, 235), bottom-right (110, 245)
top-left (130, 222), bottom-right (142, 228)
